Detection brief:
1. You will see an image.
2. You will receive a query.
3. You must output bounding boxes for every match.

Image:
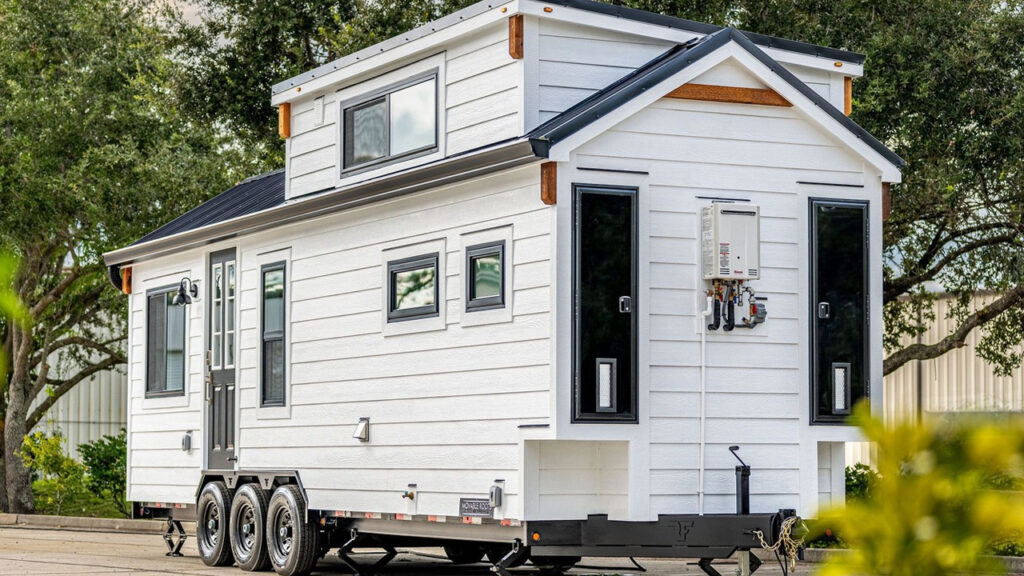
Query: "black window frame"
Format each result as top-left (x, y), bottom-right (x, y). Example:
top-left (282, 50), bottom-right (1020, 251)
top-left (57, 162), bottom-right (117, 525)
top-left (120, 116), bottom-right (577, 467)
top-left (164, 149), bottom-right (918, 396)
top-left (571, 184), bottom-right (639, 424)
top-left (465, 240), bottom-right (505, 312)
top-left (145, 286), bottom-right (187, 398)
top-left (261, 261), bottom-right (287, 408)
top-left (387, 253), bottom-right (440, 322)
top-left (341, 70), bottom-right (439, 175)
top-left (809, 198), bottom-right (870, 425)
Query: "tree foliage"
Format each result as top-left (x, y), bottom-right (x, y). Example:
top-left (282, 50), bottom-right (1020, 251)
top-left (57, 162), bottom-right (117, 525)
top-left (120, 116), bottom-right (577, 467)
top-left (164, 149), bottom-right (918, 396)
top-left (814, 404), bottom-right (1024, 575)
top-left (0, 0), bottom-right (254, 512)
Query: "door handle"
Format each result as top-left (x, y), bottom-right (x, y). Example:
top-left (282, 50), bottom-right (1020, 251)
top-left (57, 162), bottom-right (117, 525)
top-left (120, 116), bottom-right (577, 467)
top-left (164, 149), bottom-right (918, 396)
top-left (818, 302), bottom-right (831, 319)
top-left (618, 296), bottom-right (633, 314)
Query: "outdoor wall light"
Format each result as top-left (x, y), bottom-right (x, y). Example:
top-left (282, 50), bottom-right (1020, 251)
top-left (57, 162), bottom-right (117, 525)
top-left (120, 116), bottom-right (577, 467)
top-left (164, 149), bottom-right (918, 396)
top-left (172, 277), bottom-right (199, 306)
top-left (353, 417), bottom-right (370, 442)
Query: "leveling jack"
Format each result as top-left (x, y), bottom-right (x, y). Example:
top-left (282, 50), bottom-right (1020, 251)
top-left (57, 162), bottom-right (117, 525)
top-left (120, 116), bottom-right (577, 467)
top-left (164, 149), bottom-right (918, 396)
top-left (163, 517), bottom-right (186, 557)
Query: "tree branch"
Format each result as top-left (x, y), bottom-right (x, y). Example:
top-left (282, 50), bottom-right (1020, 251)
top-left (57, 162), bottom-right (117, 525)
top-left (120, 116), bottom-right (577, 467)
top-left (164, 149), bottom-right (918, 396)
top-left (883, 285), bottom-right (1024, 374)
top-left (884, 233), bottom-right (1021, 302)
top-left (26, 336), bottom-right (125, 402)
top-left (26, 353), bottom-right (125, 432)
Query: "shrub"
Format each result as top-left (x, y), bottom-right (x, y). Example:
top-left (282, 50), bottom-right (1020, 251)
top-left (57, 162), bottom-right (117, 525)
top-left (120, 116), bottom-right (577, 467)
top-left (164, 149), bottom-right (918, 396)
top-left (813, 404), bottom-right (1024, 576)
top-left (845, 462), bottom-right (879, 501)
top-left (78, 429), bottom-right (129, 518)
top-left (20, 431), bottom-right (86, 516)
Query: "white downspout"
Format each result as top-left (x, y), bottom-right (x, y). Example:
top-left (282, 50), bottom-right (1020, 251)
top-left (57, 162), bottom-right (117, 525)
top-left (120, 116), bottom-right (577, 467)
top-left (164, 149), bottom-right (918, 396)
top-left (699, 293), bottom-right (713, 515)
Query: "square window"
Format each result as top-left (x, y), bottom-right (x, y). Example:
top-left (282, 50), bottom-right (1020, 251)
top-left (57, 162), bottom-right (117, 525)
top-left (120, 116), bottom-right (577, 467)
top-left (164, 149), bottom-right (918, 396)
top-left (388, 254), bottom-right (439, 322)
top-left (465, 241), bottom-right (505, 311)
top-left (342, 75), bottom-right (437, 172)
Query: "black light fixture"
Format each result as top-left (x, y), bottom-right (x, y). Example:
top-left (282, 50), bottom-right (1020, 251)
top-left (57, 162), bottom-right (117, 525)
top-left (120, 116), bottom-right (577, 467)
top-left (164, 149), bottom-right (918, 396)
top-left (172, 277), bottom-right (199, 306)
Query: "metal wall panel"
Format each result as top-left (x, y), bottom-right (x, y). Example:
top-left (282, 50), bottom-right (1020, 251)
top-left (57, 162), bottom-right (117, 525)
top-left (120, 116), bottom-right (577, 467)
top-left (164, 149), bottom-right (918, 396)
top-left (848, 293), bottom-right (1024, 465)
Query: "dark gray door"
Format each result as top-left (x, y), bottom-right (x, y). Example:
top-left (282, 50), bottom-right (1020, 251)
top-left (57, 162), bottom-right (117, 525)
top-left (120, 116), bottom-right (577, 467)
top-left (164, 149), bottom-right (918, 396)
top-left (573, 186), bottom-right (637, 422)
top-left (207, 249), bottom-right (237, 469)
top-left (810, 200), bottom-right (868, 423)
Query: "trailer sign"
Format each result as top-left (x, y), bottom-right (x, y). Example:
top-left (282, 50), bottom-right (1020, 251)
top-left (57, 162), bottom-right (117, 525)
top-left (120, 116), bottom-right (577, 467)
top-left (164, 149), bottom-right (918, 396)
top-left (459, 498), bottom-right (492, 517)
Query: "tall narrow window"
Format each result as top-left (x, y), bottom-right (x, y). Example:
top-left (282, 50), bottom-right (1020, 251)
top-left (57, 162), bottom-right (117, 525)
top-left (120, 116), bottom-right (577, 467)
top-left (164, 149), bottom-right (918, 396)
top-left (387, 254), bottom-right (439, 322)
top-left (343, 74), bottom-right (437, 171)
top-left (147, 289), bottom-right (186, 396)
top-left (261, 263), bottom-right (286, 407)
top-left (466, 241), bottom-right (505, 311)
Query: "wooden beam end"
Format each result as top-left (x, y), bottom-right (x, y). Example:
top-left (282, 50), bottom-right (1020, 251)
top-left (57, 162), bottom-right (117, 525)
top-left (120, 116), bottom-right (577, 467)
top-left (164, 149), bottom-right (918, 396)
top-left (278, 102), bottom-right (291, 139)
top-left (509, 15), bottom-right (524, 60)
top-left (666, 83), bottom-right (791, 107)
top-left (541, 162), bottom-right (556, 205)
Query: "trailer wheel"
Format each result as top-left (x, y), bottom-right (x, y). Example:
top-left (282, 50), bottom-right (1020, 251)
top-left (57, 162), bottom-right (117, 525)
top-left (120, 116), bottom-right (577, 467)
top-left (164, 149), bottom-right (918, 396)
top-left (486, 544), bottom-right (529, 567)
top-left (443, 542), bottom-right (485, 564)
top-left (197, 481), bottom-right (234, 567)
top-left (230, 483), bottom-right (271, 571)
top-left (266, 484), bottom-right (319, 576)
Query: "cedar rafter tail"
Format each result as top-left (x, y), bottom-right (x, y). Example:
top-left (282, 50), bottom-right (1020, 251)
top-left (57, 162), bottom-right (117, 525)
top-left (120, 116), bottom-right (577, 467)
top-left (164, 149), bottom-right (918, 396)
top-left (666, 83), bottom-right (791, 107)
top-left (508, 14), bottom-right (524, 60)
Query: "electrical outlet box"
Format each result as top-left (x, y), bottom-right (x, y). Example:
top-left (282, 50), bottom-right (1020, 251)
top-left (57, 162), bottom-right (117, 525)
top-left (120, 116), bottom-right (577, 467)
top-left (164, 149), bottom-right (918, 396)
top-left (701, 203), bottom-right (761, 280)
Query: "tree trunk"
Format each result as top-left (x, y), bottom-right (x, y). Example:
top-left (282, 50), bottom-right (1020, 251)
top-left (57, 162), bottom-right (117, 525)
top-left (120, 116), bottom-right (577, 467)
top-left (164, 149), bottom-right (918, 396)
top-left (5, 324), bottom-right (35, 514)
top-left (0, 430), bottom-right (7, 512)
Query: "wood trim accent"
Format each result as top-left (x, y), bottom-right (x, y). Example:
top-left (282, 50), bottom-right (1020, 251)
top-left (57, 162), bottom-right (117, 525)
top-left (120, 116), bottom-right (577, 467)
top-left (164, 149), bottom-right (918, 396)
top-left (665, 83), bottom-right (791, 107)
top-left (844, 76), bottom-right (852, 116)
top-left (508, 15), bottom-right (524, 60)
top-left (121, 267), bottom-right (132, 295)
top-left (278, 102), bottom-right (291, 139)
top-left (541, 162), bottom-right (556, 205)
top-left (882, 182), bottom-right (891, 221)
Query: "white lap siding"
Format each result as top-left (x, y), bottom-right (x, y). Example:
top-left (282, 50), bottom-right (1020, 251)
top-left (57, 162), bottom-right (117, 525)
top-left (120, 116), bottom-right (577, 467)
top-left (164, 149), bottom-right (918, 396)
top-left (286, 21), bottom-right (521, 199)
top-left (234, 165), bottom-right (551, 520)
top-left (126, 257), bottom-right (206, 504)
top-left (572, 96), bottom-right (880, 516)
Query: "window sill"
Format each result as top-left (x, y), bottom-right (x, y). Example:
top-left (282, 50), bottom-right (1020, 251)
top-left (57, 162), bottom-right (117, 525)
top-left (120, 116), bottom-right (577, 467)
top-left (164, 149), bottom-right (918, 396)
top-left (140, 388), bottom-right (191, 410)
top-left (255, 404), bottom-right (291, 420)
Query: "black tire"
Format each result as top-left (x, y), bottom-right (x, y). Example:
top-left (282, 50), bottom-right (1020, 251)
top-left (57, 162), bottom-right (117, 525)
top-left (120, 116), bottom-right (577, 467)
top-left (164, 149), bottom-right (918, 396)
top-left (230, 483), bottom-right (272, 571)
top-left (443, 542), bottom-right (486, 564)
top-left (266, 484), bottom-right (319, 576)
top-left (486, 544), bottom-right (529, 568)
top-left (197, 481), bottom-right (234, 567)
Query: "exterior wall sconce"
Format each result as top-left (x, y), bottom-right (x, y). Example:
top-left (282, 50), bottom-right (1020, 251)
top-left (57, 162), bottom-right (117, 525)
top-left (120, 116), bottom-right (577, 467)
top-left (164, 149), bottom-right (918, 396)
top-left (172, 277), bottom-right (199, 306)
top-left (353, 417), bottom-right (370, 442)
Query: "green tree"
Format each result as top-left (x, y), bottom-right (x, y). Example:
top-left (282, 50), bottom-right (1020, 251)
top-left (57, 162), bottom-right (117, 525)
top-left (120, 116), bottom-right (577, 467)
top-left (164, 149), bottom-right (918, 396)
top-left (0, 0), bottom-right (253, 513)
top-left (20, 432), bottom-right (86, 517)
top-left (78, 429), bottom-right (129, 518)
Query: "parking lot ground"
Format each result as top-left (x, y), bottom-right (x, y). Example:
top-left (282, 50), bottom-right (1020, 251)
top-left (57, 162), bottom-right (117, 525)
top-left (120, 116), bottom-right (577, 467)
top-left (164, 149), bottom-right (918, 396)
top-left (0, 526), bottom-right (794, 575)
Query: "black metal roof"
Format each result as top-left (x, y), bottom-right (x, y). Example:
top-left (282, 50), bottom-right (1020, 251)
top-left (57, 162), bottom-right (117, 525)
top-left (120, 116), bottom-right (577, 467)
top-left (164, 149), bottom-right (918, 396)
top-left (272, 0), bottom-right (864, 95)
top-left (133, 169), bottom-right (285, 245)
top-left (528, 28), bottom-right (904, 168)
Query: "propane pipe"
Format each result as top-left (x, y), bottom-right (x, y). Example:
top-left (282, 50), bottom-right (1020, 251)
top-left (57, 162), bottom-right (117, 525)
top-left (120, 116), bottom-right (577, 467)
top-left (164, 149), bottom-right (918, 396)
top-left (699, 293), bottom-right (713, 515)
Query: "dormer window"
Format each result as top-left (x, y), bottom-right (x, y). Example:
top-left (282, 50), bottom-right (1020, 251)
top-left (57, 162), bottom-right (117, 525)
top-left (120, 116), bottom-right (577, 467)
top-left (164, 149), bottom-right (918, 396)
top-left (342, 73), bottom-right (438, 172)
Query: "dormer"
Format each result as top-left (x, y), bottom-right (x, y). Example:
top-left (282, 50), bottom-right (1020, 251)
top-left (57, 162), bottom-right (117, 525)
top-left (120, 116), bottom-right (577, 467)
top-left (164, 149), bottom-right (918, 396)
top-left (273, 0), bottom-right (867, 201)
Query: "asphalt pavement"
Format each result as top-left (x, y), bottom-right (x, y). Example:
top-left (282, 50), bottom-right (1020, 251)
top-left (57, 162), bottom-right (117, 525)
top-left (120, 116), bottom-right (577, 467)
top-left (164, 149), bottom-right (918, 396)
top-left (0, 526), bottom-right (796, 575)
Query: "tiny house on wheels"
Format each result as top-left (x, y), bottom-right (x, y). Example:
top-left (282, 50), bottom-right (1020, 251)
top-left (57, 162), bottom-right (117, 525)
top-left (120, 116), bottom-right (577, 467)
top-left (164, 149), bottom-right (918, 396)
top-left (103, 1), bottom-right (902, 575)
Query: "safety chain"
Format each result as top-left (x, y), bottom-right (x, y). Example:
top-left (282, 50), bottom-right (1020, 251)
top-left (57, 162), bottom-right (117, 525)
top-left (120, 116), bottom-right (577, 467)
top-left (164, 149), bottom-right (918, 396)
top-left (752, 515), bottom-right (804, 573)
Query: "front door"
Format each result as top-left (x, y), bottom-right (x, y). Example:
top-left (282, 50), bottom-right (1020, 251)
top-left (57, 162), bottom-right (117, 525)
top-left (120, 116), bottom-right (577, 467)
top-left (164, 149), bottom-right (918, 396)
top-left (810, 199), bottom-right (869, 423)
top-left (207, 249), bottom-right (237, 469)
top-left (573, 186), bottom-right (638, 422)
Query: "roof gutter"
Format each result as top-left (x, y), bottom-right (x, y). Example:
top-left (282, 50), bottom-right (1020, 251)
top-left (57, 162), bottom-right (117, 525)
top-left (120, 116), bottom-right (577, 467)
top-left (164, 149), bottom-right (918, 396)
top-left (103, 139), bottom-right (545, 267)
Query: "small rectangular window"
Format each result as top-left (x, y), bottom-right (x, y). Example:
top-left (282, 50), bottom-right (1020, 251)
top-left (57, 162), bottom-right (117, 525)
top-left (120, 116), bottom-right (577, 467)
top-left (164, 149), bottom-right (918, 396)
top-left (147, 289), bottom-right (186, 396)
top-left (261, 263), bottom-right (286, 407)
top-left (388, 254), bottom-right (439, 322)
top-left (343, 75), bottom-right (437, 172)
top-left (465, 241), bottom-right (505, 311)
